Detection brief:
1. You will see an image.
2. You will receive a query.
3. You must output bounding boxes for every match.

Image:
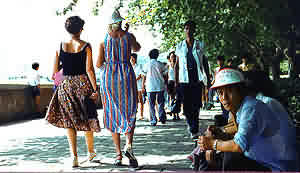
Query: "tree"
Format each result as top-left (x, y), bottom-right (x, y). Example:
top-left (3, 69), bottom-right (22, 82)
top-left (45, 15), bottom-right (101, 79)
top-left (58, 0), bottom-right (300, 77)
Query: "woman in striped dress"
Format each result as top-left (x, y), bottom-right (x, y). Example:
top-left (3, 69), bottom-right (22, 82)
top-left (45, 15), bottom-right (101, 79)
top-left (96, 10), bottom-right (141, 168)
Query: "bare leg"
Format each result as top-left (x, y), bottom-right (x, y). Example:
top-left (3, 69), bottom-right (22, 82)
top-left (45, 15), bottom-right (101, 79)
top-left (138, 91), bottom-right (144, 119)
top-left (112, 132), bottom-right (121, 155)
top-left (125, 127), bottom-right (135, 148)
top-left (84, 131), bottom-right (95, 154)
top-left (67, 128), bottom-right (77, 157)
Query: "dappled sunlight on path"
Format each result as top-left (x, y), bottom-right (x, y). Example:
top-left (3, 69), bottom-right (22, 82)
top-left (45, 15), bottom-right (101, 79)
top-left (0, 104), bottom-right (221, 172)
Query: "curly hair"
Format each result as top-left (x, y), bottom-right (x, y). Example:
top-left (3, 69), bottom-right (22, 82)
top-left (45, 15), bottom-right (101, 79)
top-left (32, 62), bottom-right (39, 70)
top-left (65, 16), bottom-right (85, 34)
top-left (149, 49), bottom-right (159, 59)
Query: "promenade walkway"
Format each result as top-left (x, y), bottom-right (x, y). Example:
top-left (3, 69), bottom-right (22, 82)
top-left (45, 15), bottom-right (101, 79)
top-left (0, 104), bottom-right (222, 172)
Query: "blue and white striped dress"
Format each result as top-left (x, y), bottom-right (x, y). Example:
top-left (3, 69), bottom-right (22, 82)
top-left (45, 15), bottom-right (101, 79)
top-left (100, 32), bottom-right (137, 133)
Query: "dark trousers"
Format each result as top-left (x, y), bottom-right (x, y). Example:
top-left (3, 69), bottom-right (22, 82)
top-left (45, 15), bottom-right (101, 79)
top-left (147, 91), bottom-right (166, 125)
top-left (195, 152), bottom-right (271, 171)
top-left (208, 88), bottom-right (214, 103)
top-left (177, 82), bottom-right (203, 134)
top-left (223, 152), bottom-right (271, 171)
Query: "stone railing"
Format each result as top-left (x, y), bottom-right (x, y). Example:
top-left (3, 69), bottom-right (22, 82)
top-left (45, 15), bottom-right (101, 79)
top-left (0, 84), bottom-right (103, 125)
top-left (0, 84), bottom-right (53, 125)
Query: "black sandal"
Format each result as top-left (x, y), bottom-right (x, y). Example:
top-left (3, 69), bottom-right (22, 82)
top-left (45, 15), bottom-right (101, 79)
top-left (124, 148), bottom-right (138, 168)
top-left (114, 153), bottom-right (122, 166)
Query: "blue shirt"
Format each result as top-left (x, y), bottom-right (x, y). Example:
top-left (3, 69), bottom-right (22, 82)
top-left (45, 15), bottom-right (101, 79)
top-left (175, 39), bottom-right (208, 85)
top-left (234, 96), bottom-right (299, 171)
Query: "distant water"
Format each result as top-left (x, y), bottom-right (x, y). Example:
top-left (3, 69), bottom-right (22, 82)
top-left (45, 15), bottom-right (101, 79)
top-left (0, 78), bottom-right (53, 85)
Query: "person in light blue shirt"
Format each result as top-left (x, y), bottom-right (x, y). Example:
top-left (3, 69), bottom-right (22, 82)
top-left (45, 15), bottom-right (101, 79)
top-left (198, 68), bottom-right (299, 171)
top-left (144, 49), bottom-right (168, 126)
top-left (175, 20), bottom-right (210, 138)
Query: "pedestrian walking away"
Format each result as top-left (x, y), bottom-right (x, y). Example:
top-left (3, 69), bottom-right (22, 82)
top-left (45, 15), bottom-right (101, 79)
top-left (45, 16), bottom-right (100, 168)
top-left (96, 9), bottom-right (141, 169)
top-left (144, 49), bottom-right (168, 126)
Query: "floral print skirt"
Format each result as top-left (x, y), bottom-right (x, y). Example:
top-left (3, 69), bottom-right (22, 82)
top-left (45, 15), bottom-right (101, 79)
top-left (45, 74), bottom-right (100, 132)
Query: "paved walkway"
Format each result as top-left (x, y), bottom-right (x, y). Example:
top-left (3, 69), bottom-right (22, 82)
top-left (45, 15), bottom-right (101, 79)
top-left (0, 104), bottom-right (222, 172)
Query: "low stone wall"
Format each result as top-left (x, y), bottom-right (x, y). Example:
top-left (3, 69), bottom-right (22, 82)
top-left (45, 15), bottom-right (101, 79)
top-left (0, 84), bottom-right (54, 125)
top-left (0, 84), bottom-right (103, 125)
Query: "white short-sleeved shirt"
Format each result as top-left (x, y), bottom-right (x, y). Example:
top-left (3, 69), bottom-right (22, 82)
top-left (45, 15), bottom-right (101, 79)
top-left (27, 69), bottom-right (40, 86)
top-left (144, 59), bottom-right (167, 92)
top-left (132, 64), bottom-right (145, 91)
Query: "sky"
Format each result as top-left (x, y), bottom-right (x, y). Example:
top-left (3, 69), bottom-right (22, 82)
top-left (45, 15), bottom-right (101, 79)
top-left (0, 0), bottom-right (163, 82)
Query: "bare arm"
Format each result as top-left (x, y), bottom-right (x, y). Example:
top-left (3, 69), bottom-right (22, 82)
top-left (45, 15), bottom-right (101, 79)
top-left (174, 56), bottom-right (179, 86)
top-left (130, 33), bottom-right (141, 52)
top-left (141, 75), bottom-right (146, 89)
top-left (52, 50), bottom-right (60, 80)
top-left (198, 136), bottom-right (242, 153)
top-left (85, 45), bottom-right (98, 94)
top-left (96, 42), bottom-right (105, 68)
top-left (216, 140), bottom-right (242, 152)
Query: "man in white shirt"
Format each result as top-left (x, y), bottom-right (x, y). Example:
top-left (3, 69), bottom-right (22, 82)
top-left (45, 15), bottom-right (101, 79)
top-left (144, 49), bottom-right (168, 126)
top-left (175, 20), bottom-right (210, 138)
top-left (27, 62), bottom-right (41, 113)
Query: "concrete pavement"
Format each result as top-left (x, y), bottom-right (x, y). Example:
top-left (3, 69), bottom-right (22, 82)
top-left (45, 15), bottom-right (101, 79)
top-left (0, 104), bottom-right (222, 172)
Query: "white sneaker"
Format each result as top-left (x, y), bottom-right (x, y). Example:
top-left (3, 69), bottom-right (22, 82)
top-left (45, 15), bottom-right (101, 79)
top-left (72, 156), bottom-right (79, 168)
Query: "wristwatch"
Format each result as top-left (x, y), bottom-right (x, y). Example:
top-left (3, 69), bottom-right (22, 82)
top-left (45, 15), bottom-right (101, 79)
top-left (213, 140), bottom-right (218, 150)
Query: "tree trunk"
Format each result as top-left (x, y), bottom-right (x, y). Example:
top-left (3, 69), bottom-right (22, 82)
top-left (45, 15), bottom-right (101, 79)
top-left (271, 58), bottom-right (281, 80)
top-left (288, 29), bottom-right (297, 79)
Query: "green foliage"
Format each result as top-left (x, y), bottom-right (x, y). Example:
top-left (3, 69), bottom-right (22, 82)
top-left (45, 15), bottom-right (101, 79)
top-left (275, 78), bottom-right (300, 122)
top-left (57, 0), bottom-right (300, 70)
top-left (56, 0), bottom-right (79, 16)
top-left (280, 60), bottom-right (289, 75)
top-left (125, 0), bottom-right (299, 65)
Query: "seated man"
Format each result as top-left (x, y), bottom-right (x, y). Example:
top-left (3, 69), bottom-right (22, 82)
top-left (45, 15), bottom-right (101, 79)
top-left (197, 68), bottom-right (299, 171)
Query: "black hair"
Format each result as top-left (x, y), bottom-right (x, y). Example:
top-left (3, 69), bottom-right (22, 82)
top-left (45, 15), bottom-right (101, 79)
top-left (227, 58), bottom-right (233, 63)
top-left (131, 53), bottom-right (137, 60)
top-left (184, 20), bottom-right (196, 28)
top-left (149, 49), bottom-right (159, 59)
top-left (241, 53), bottom-right (251, 60)
top-left (65, 16), bottom-right (85, 34)
top-left (217, 55), bottom-right (225, 61)
top-left (32, 62), bottom-right (39, 70)
top-left (169, 51), bottom-right (175, 56)
top-left (243, 71), bottom-right (275, 98)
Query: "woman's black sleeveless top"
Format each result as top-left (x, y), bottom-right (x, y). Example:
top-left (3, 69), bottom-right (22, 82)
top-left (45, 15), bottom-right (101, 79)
top-left (59, 43), bottom-right (90, 76)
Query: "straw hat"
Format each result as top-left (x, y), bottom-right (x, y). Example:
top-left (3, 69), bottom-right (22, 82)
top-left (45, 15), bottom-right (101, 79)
top-left (211, 68), bottom-right (245, 89)
top-left (108, 10), bottom-right (124, 24)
